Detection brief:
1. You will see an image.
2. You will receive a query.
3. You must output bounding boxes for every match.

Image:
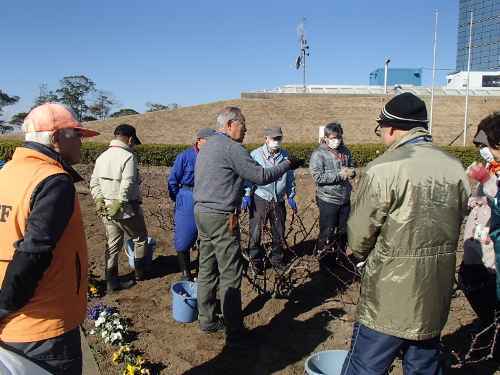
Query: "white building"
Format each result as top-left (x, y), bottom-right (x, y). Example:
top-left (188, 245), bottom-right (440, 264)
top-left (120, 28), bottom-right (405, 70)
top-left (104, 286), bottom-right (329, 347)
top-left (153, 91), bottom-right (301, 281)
top-left (446, 71), bottom-right (500, 89)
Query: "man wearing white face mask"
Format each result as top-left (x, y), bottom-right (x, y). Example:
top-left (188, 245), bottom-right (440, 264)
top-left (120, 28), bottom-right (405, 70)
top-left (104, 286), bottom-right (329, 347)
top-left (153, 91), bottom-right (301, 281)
top-left (243, 127), bottom-right (297, 270)
top-left (309, 122), bottom-right (355, 254)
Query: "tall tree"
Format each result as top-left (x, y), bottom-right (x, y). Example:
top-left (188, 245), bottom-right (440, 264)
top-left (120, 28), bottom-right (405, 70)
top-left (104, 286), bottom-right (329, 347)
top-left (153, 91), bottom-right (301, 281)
top-left (9, 112), bottom-right (28, 125)
top-left (0, 90), bottom-right (19, 133)
top-left (110, 108), bottom-right (139, 118)
top-left (89, 91), bottom-right (115, 120)
top-left (32, 84), bottom-right (58, 108)
top-left (56, 75), bottom-right (96, 120)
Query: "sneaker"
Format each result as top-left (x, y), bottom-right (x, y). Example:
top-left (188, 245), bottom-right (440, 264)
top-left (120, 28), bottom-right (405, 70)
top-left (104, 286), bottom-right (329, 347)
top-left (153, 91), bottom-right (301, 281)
top-left (200, 319), bottom-right (225, 334)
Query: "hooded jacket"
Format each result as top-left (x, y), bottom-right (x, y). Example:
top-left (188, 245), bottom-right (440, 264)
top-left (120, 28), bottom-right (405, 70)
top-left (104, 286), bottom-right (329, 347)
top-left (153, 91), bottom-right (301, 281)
top-left (348, 128), bottom-right (470, 340)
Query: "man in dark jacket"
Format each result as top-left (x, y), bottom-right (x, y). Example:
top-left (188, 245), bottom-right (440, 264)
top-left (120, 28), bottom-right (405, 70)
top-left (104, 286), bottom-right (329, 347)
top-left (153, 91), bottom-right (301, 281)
top-left (0, 103), bottom-right (99, 374)
top-left (341, 93), bottom-right (470, 375)
top-left (194, 106), bottom-right (301, 348)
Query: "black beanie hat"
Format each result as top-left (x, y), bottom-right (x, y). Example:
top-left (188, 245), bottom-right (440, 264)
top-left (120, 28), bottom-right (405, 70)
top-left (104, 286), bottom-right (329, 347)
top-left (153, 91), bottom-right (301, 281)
top-left (378, 92), bottom-right (429, 130)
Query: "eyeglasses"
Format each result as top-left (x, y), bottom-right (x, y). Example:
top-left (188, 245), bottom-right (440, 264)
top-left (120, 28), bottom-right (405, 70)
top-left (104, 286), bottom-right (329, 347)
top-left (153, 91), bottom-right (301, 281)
top-left (374, 118), bottom-right (389, 137)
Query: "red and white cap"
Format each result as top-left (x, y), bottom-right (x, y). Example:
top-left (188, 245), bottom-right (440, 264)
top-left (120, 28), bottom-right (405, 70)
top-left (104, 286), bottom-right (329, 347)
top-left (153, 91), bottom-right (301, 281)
top-left (23, 103), bottom-right (99, 137)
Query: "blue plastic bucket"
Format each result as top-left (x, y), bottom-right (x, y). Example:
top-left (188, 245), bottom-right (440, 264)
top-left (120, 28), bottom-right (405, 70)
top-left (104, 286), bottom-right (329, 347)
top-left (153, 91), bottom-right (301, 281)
top-left (171, 281), bottom-right (198, 323)
top-left (125, 237), bottom-right (156, 269)
top-left (304, 350), bottom-right (348, 375)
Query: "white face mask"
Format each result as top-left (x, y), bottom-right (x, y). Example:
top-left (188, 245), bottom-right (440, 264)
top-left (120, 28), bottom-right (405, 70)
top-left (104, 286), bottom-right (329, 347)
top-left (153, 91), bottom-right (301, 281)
top-left (480, 147), bottom-right (495, 163)
top-left (268, 140), bottom-right (282, 150)
top-left (327, 138), bottom-right (341, 149)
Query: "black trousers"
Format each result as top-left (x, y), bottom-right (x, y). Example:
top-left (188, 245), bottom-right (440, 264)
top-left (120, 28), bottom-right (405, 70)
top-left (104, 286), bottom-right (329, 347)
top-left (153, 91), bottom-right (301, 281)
top-left (458, 263), bottom-right (497, 325)
top-left (248, 195), bottom-right (286, 264)
top-left (4, 328), bottom-right (82, 375)
top-left (316, 197), bottom-right (350, 251)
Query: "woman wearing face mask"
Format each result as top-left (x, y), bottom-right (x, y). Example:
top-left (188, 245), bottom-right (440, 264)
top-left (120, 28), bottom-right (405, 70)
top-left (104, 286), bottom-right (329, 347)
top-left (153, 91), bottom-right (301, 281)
top-left (309, 122), bottom-right (355, 257)
top-left (463, 113), bottom-right (500, 336)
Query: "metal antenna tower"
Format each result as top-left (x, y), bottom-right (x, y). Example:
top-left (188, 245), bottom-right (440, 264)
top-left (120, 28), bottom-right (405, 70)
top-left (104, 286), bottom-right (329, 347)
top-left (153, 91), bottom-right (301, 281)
top-left (295, 17), bottom-right (310, 92)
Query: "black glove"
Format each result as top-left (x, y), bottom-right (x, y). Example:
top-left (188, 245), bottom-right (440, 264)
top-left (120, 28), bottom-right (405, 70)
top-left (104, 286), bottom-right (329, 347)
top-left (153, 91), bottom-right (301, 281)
top-left (287, 155), bottom-right (304, 170)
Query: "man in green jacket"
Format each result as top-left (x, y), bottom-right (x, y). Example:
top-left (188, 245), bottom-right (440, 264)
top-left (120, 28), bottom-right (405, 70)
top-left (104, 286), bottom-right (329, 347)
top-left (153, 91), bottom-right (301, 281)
top-left (341, 93), bottom-right (470, 375)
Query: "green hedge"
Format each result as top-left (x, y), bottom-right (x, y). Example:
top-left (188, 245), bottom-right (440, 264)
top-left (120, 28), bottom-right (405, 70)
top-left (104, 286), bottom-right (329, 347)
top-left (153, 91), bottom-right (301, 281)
top-left (0, 140), bottom-right (480, 168)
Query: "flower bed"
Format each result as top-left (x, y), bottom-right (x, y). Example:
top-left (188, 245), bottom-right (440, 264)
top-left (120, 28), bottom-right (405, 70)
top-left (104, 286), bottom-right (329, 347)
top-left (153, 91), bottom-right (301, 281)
top-left (87, 302), bottom-right (152, 374)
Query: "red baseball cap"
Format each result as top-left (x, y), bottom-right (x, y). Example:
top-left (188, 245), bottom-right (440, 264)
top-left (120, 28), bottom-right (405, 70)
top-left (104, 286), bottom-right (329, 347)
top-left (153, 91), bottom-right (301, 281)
top-left (23, 103), bottom-right (100, 137)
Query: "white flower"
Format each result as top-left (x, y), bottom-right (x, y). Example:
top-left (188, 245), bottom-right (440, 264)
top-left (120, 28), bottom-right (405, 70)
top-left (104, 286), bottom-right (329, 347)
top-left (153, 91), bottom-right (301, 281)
top-left (101, 330), bottom-right (107, 338)
top-left (110, 332), bottom-right (123, 343)
top-left (89, 330), bottom-right (95, 335)
top-left (116, 324), bottom-right (123, 330)
top-left (95, 316), bottom-right (106, 327)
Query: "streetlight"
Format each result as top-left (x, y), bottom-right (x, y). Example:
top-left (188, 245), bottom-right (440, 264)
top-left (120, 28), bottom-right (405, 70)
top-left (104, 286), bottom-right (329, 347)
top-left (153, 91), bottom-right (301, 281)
top-left (384, 58), bottom-right (391, 94)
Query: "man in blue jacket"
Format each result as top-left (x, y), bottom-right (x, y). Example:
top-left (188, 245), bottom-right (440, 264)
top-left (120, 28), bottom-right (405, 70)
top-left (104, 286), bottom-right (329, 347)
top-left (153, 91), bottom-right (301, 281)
top-left (242, 127), bottom-right (297, 270)
top-left (168, 128), bottom-right (216, 280)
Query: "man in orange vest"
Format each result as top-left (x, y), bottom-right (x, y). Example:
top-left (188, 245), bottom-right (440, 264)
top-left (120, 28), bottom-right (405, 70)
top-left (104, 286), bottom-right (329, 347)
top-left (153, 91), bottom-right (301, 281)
top-left (0, 103), bottom-right (99, 374)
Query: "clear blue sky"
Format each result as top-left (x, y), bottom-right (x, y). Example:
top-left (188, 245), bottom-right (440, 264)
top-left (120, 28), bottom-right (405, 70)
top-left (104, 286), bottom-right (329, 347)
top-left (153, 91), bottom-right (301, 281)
top-left (2, 0), bottom-right (459, 118)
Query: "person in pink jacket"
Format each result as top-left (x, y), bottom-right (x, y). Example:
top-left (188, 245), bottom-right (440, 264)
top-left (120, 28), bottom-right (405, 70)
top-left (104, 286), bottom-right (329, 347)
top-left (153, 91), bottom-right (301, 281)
top-left (460, 113), bottom-right (500, 328)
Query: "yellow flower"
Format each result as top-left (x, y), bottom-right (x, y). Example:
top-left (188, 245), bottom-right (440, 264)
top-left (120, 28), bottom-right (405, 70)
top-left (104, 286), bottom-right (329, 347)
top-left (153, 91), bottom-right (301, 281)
top-left (135, 355), bottom-right (144, 365)
top-left (125, 363), bottom-right (139, 375)
top-left (112, 351), bottom-right (121, 364)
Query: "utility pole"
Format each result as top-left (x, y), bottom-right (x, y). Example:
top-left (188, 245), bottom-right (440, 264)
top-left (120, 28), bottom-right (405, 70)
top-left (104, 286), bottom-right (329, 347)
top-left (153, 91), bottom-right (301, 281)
top-left (384, 58), bottom-right (391, 94)
top-left (429, 9), bottom-right (438, 135)
top-left (296, 17), bottom-right (310, 93)
top-left (464, 10), bottom-right (473, 146)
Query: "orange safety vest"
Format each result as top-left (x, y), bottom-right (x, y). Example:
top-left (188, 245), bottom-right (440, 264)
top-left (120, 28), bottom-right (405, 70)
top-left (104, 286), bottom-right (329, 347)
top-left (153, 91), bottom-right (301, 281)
top-left (0, 147), bottom-right (88, 342)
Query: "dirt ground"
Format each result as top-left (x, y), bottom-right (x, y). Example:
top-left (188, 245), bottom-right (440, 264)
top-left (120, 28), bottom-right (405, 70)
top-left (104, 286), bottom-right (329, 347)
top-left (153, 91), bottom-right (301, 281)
top-left (77, 165), bottom-right (499, 375)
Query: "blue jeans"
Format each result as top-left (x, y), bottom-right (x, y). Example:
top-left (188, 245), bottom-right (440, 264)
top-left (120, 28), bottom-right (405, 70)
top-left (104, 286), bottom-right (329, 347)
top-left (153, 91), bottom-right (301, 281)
top-left (341, 323), bottom-right (443, 375)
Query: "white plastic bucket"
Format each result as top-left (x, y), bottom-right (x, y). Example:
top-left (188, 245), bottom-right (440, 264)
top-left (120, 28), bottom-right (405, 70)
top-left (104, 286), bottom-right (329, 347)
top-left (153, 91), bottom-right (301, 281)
top-left (125, 237), bottom-right (156, 269)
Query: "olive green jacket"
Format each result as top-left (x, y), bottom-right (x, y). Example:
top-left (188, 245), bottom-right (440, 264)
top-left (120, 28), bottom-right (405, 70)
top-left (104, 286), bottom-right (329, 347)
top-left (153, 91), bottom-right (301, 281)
top-left (348, 128), bottom-right (470, 340)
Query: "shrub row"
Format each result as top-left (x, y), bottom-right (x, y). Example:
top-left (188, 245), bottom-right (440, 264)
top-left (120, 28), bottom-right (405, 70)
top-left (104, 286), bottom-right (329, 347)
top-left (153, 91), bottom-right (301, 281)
top-left (0, 140), bottom-right (479, 168)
